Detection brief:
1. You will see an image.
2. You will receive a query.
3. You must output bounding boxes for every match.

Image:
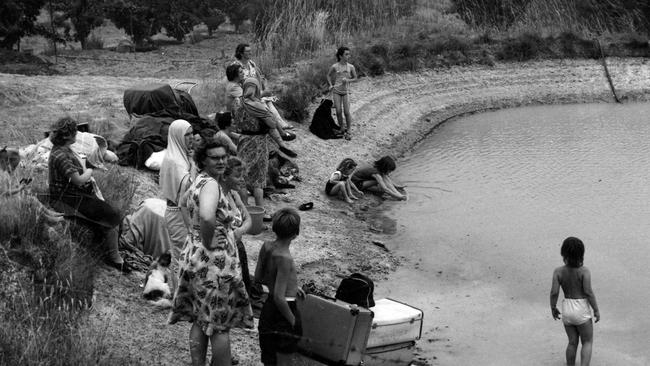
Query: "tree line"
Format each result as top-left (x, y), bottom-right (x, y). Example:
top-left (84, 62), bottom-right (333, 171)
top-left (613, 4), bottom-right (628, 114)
top-left (0, 0), bottom-right (257, 50)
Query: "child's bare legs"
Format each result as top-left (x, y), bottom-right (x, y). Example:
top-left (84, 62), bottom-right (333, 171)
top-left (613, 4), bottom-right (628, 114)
top-left (333, 93), bottom-right (344, 131)
top-left (189, 323), bottom-right (209, 366)
top-left (563, 321), bottom-right (593, 366)
top-left (578, 321), bottom-right (594, 366)
top-left (341, 94), bottom-right (352, 134)
top-left (564, 325), bottom-right (579, 365)
top-left (344, 180), bottom-right (358, 199)
top-left (209, 331), bottom-right (231, 366)
top-left (330, 181), bottom-right (353, 203)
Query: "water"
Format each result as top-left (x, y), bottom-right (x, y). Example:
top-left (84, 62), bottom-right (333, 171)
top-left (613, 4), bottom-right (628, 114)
top-left (379, 103), bottom-right (650, 365)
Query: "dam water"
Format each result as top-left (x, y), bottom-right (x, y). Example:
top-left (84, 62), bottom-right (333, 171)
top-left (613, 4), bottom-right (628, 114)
top-left (378, 103), bottom-right (650, 365)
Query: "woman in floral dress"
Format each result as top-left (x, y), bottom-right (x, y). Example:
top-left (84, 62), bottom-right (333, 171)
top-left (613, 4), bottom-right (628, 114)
top-left (169, 140), bottom-right (254, 366)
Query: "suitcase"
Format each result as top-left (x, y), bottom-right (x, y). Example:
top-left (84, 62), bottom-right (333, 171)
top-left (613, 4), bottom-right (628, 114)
top-left (366, 298), bottom-right (423, 349)
top-left (297, 294), bottom-right (374, 365)
top-left (363, 341), bottom-right (416, 366)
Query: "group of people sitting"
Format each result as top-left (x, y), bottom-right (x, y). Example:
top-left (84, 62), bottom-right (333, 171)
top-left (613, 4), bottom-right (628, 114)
top-left (0, 42), bottom-right (409, 366)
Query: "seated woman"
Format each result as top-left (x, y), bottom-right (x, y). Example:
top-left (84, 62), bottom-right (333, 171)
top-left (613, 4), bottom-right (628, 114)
top-left (233, 43), bottom-right (294, 130)
top-left (224, 63), bottom-right (294, 142)
top-left (350, 156), bottom-right (407, 201)
top-left (47, 117), bottom-right (130, 273)
top-left (214, 112), bottom-right (238, 155)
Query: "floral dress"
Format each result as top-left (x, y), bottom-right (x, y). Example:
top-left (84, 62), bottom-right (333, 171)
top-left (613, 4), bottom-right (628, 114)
top-left (169, 173), bottom-right (254, 335)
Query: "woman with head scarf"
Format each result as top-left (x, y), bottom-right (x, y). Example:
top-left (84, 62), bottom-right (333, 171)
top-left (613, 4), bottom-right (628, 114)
top-left (234, 77), bottom-right (297, 210)
top-left (159, 119), bottom-right (194, 262)
top-left (47, 116), bottom-right (130, 273)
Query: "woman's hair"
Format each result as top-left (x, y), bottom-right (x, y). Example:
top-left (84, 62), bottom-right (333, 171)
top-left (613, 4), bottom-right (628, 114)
top-left (234, 43), bottom-right (249, 60)
top-left (216, 112), bottom-right (232, 130)
top-left (337, 158), bottom-right (357, 172)
top-left (226, 63), bottom-right (242, 81)
top-left (223, 156), bottom-right (245, 178)
top-left (49, 116), bottom-right (78, 146)
top-left (272, 207), bottom-right (301, 239)
top-left (561, 237), bottom-right (585, 268)
top-left (193, 140), bottom-right (227, 171)
top-left (374, 156), bottom-right (396, 174)
top-left (336, 46), bottom-right (350, 61)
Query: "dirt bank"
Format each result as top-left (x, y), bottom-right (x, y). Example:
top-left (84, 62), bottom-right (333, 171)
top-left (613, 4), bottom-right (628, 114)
top-left (3, 57), bottom-right (650, 365)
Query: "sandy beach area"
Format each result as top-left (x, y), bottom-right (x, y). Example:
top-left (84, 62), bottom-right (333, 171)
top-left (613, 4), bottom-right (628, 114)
top-left (3, 57), bottom-right (650, 365)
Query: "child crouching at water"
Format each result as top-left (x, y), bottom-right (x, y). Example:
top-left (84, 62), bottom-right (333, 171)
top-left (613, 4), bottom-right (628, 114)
top-left (256, 208), bottom-right (305, 366)
top-left (325, 158), bottom-right (364, 204)
top-left (550, 237), bottom-right (600, 366)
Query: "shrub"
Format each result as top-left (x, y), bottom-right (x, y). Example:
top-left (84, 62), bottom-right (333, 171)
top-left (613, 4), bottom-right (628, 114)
top-left (498, 32), bottom-right (544, 61)
top-left (389, 43), bottom-right (425, 71)
top-left (356, 48), bottom-right (386, 76)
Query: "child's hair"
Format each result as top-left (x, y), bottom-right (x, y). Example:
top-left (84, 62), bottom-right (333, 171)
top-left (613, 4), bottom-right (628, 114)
top-left (374, 156), bottom-right (396, 174)
top-left (157, 252), bottom-right (171, 267)
top-left (272, 207), bottom-right (301, 239)
top-left (561, 237), bottom-right (584, 268)
top-left (336, 46), bottom-right (350, 61)
top-left (226, 63), bottom-right (242, 81)
top-left (337, 158), bottom-right (357, 172)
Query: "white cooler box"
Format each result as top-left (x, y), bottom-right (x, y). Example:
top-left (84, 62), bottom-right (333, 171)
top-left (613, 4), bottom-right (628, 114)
top-left (366, 298), bottom-right (423, 349)
top-left (363, 341), bottom-right (416, 366)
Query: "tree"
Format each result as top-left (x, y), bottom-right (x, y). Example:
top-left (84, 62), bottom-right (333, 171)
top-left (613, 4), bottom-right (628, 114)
top-left (48, 0), bottom-right (105, 49)
top-left (0, 0), bottom-right (47, 49)
top-left (104, 0), bottom-right (163, 46)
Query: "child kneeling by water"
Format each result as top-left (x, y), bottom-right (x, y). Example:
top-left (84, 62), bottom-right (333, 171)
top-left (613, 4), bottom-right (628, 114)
top-left (255, 208), bottom-right (305, 366)
top-left (325, 158), bottom-right (364, 204)
top-left (550, 237), bottom-right (600, 366)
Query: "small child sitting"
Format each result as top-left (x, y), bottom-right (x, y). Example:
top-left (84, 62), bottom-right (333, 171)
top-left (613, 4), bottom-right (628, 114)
top-left (143, 252), bottom-right (176, 303)
top-left (256, 208), bottom-right (305, 366)
top-left (325, 158), bottom-right (363, 204)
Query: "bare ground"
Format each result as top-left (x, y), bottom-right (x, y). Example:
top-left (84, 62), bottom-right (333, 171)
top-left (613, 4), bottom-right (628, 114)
top-left (2, 55), bottom-right (650, 365)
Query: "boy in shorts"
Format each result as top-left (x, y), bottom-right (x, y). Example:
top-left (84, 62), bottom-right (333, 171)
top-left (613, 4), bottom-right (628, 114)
top-left (257, 208), bottom-right (304, 365)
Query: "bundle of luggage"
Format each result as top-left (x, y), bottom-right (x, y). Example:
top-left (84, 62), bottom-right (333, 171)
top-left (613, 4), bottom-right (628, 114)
top-left (117, 83), bottom-right (215, 169)
top-left (298, 273), bottom-right (424, 366)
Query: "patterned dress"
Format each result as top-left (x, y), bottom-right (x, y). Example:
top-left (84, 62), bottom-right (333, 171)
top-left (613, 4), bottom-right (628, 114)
top-left (169, 173), bottom-right (254, 335)
top-left (231, 94), bottom-right (270, 189)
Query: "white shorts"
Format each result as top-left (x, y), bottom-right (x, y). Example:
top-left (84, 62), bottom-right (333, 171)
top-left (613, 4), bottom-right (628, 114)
top-left (562, 298), bottom-right (592, 326)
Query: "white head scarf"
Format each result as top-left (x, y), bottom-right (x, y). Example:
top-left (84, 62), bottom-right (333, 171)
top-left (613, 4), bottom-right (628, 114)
top-left (160, 119), bottom-right (192, 203)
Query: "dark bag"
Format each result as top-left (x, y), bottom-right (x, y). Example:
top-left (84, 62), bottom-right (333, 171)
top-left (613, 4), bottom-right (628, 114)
top-left (335, 273), bottom-right (375, 308)
top-left (309, 98), bottom-right (342, 140)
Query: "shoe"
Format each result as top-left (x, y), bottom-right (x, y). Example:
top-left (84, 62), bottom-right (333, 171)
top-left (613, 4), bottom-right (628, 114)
top-left (263, 214), bottom-right (272, 222)
top-left (298, 202), bottom-right (314, 211)
top-left (104, 259), bottom-right (133, 274)
top-left (279, 146), bottom-right (297, 158)
top-left (281, 132), bottom-right (296, 141)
